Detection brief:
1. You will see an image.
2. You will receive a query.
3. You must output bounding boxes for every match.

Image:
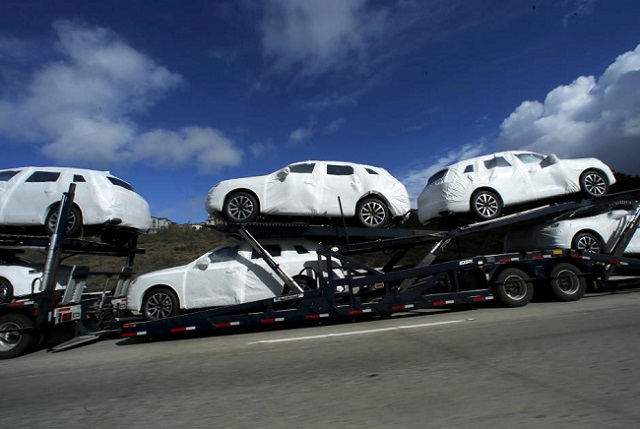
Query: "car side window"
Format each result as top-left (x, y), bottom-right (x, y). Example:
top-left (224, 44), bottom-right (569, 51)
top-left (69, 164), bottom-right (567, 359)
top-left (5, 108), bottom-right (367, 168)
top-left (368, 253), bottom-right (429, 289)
top-left (209, 246), bottom-right (240, 263)
top-left (288, 163), bottom-right (315, 174)
top-left (108, 176), bottom-right (137, 192)
top-left (252, 245), bottom-right (282, 259)
top-left (463, 164), bottom-right (474, 173)
top-left (26, 171), bottom-right (60, 182)
top-left (365, 168), bottom-right (379, 175)
top-left (73, 175), bottom-right (86, 182)
top-left (294, 245), bottom-right (310, 254)
top-left (484, 157), bottom-right (511, 169)
top-left (515, 153), bottom-right (544, 164)
top-left (0, 170), bottom-right (20, 181)
top-left (327, 165), bottom-right (354, 176)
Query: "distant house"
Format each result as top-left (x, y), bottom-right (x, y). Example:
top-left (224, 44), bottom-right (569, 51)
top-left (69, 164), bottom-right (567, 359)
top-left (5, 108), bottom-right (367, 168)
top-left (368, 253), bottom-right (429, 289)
top-left (150, 217), bottom-right (173, 231)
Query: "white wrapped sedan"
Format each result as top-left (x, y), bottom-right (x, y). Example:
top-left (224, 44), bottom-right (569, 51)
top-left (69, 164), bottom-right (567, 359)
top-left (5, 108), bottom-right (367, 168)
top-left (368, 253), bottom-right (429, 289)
top-left (417, 151), bottom-right (616, 223)
top-left (504, 204), bottom-right (640, 254)
top-left (126, 239), bottom-right (338, 320)
top-left (0, 254), bottom-right (72, 303)
top-left (205, 161), bottom-right (411, 228)
top-left (0, 167), bottom-right (151, 242)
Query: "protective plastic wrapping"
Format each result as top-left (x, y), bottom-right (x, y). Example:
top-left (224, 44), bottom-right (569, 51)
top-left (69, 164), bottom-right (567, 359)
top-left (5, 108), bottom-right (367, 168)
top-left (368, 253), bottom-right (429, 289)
top-left (504, 208), bottom-right (640, 254)
top-left (126, 241), bottom-right (334, 313)
top-left (0, 166), bottom-right (151, 231)
top-left (206, 161), bottom-right (410, 221)
top-left (417, 151), bottom-right (616, 223)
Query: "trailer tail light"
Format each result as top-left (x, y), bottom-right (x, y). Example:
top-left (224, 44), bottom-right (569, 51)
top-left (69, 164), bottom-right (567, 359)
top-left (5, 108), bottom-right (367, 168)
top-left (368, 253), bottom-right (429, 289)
top-left (54, 305), bottom-right (82, 324)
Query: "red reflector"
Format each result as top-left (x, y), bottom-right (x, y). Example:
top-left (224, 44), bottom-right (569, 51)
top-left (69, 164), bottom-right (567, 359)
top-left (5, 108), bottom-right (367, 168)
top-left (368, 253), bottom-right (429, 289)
top-left (215, 322), bottom-right (231, 328)
top-left (170, 327), bottom-right (187, 333)
top-left (261, 318), bottom-right (276, 324)
top-left (391, 305), bottom-right (405, 311)
top-left (608, 260), bottom-right (620, 266)
top-left (433, 301), bottom-right (446, 306)
top-left (531, 254), bottom-right (544, 260)
top-left (305, 314), bottom-right (320, 319)
top-left (8, 302), bottom-right (25, 307)
top-left (122, 332), bottom-right (138, 338)
top-left (473, 297), bottom-right (486, 302)
top-left (498, 258), bottom-right (512, 263)
top-left (348, 310), bottom-right (363, 315)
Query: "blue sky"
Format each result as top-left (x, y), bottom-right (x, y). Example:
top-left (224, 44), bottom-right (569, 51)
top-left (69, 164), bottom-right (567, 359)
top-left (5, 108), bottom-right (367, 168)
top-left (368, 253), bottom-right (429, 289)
top-left (1, 0), bottom-right (639, 223)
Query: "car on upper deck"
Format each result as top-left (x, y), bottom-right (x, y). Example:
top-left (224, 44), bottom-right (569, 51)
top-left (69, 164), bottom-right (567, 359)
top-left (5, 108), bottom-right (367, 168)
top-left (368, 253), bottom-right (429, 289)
top-left (205, 161), bottom-right (410, 228)
top-left (0, 166), bottom-right (151, 243)
top-left (417, 151), bottom-right (615, 223)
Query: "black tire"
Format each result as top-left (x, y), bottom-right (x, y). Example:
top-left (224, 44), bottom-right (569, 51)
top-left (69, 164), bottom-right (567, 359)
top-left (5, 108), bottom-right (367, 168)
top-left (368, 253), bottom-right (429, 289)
top-left (0, 313), bottom-right (39, 359)
top-left (223, 192), bottom-right (259, 223)
top-left (45, 205), bottom-right (83, 237)
top-left (549, 263), bottom-right (586, 302)
top-left (142, 287), bottom-right (179, 320)
top-left (572, 231), bottom-right (604, 253)
top-left (0, 278), bottom-right (14, 303)
top-left (493, 267), bottom-right (533, 307)
top-left (471, 190), bottom-right (503, 221)
top-left (580, 170), bottom-right (608, 197)
top-left (356, 198), bottom-right (389, 228)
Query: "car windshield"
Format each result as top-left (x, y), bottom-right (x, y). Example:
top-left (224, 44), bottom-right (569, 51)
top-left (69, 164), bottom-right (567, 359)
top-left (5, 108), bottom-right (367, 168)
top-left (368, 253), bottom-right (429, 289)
top-left (427, 169), bottom-right (448, 186)
top-left (208, 245), bottom-right (240, 263)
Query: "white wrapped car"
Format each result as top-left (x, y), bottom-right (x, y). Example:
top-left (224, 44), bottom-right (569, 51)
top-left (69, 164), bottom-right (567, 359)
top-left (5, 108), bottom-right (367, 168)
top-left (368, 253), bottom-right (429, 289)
top-left (0, 254), bottom-right (72, 303)
top-left (126, 239), bottom-right (338, 320)
top-left (0, 167), bottom-right (151, 242)
top-left (205, 161), bottom-right (410, 228)
top-left (504, 205), bottom-right (640, 254)
top-left (417, 151), bottom-right (616, 223)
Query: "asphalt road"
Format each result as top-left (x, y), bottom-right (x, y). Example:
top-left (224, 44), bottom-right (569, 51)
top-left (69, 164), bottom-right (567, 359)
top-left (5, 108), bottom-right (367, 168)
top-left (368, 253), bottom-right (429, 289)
top-left (2, 288), bottom-right (640, 429)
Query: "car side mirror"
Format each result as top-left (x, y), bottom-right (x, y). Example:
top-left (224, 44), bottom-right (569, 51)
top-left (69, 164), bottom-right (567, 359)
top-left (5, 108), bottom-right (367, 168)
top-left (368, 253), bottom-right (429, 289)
top-left (276, 167), bottom-right (290, 180)
top-left (195, 257), bottom-right (209, 270)
top-left (540, 154), bottom-right (559, 168)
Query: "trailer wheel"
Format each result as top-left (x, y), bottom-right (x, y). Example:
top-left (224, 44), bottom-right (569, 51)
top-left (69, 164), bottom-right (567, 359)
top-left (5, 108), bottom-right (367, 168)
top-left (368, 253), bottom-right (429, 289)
top-left (493, 268), bottom-right (533, 307)
top-left (0, 277), bottom-right (14, 303)
top-left (0, 313), bottom-right (39, 359)
top-left (142, 287), bottom-right (179, 320)
top-left (549, 263), bottom-right (586, 302)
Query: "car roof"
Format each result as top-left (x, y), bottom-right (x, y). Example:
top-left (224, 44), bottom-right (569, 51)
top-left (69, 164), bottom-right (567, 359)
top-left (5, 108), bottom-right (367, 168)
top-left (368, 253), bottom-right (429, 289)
top-left (445, 150), bottom-right (544, 168)
top-left (1, 166), bottom-right (112, 176)
top-left (290, 160), bottom-right (385, 170)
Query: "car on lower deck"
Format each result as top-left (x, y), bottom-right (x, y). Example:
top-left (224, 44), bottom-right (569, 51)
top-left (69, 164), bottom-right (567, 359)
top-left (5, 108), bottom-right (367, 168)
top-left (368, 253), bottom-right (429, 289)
top-left (504, 203), bottom-right (640, 255)
top-left (0, 252), bottom-right (72, 303)
top-left (125, 239), bottom-right (339, 320)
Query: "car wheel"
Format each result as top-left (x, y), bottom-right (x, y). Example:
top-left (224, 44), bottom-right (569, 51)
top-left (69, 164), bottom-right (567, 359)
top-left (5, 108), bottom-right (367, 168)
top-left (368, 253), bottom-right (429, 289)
top-left (580, 170), bottom-right (608, 197)
top-left (493, 267), bottom-right (533, 307)
top-left (45, 205), bottom-right (83, 237)
top-left (572, 231), bottom-right (603, 253)
top-left (0, 313), bottom-right (39, 360)
top-left (471, 190), bottom-right (503, 221)
top-left (224, 192), bottom-right (259, 223)
top-left (142, 287), bottom-right (179, 320)
top-left (549, 262), bottom-right (586, 302)
top-left (356, 198), bottom-right (389, 228)
top-left (0, 278), bottom-right (14, 303)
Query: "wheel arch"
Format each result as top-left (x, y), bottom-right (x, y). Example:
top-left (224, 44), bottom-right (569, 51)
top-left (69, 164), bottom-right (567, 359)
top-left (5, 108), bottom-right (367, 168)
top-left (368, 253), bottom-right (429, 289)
top-left (572, 228), bottom-right (605, 249)
top-left (470, 186), bottom-right (503, 205)
top-left (140, 284), bottom-right (181, 311)
top-left (45, 201), bottom-right (84, 224)
top-left (357, 191), bottom-right (391, 212)
top-left (223, 188), bottom-right (262, 211)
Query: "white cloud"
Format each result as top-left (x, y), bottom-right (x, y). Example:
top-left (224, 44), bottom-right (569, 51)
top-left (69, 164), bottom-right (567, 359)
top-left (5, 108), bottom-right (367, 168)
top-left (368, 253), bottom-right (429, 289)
top-left (260, 0), bottom-right (388, 76)
top-left (497, 44), bottom-right (640, 175)
top-left (0, 20), bottom-right (244, 172)
top-left (288, 125), bottom-right (315, 144)
top-left (400, 142), bottom-right (487, 206)
top-left (324, 118), bottom-right (345, 135)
